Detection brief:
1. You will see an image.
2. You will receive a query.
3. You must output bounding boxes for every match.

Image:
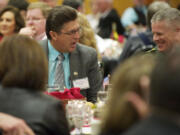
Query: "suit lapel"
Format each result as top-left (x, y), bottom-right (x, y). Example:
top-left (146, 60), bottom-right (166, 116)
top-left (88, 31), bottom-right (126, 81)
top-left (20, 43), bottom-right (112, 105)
top-left (70, 45), bottom-right (83, 87)
top-left (40, 39), bottom-right (49, 60)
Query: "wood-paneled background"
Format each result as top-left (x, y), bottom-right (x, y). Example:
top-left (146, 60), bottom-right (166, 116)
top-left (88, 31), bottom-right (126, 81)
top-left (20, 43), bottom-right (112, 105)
top-left (28, 0), bottom-right (180, 16)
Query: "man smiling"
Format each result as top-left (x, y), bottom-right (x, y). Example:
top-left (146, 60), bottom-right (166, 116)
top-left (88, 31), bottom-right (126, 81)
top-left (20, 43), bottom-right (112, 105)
top-left (151, 8), bottom-right (180, 53)
top-left (40, 6), bottom-right (102, 103)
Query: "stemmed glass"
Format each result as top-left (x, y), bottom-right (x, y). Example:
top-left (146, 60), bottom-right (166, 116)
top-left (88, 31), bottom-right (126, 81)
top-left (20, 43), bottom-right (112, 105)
top-left (66, 100), bottom-right (92, 135)
top-left (73, 101), bottom-right (85, 134)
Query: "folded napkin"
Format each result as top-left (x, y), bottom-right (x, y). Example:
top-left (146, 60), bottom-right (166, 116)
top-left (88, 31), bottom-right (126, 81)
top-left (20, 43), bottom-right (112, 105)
top-left (45, 87), bottom-right (84, 100)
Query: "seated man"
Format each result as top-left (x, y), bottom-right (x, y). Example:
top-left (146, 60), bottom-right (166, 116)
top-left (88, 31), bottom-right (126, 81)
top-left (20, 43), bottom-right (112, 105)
top-left (40, 5), bottom-right (103, 103)
top-left (19, 2), bottom-right (51, 40)
top-left (151, 8), bottom-right (180, 53)
top-left (119, 1), bottom-right (170, 64)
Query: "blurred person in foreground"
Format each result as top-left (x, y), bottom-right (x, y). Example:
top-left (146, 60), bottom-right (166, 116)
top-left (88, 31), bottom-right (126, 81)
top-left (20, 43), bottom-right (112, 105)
top-left (151, 7), bottom-right (180, 53)
top-left (99, 53), bottom-right (156, 135)
top-left (0, 6), bottom-right (25, 41)
top-left (19, 2), bottom-right (51, 40)
top-left (40, 6), bottom-right (102, 103)
top-left (119, 1), bottom-right (170, 64)
top-left (0, 112), bottom-right (34, 135)
top-left (0, 34), bottom-right (70, 135)
top-left (123, 45), bottom-right (180, 135)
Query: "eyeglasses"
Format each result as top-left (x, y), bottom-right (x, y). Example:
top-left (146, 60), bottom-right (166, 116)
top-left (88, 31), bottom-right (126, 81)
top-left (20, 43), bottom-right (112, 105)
top-left (60, 27), bottom-right (81, 36)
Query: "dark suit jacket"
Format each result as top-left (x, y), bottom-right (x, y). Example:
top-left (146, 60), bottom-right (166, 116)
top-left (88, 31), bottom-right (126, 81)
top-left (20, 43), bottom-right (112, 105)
top-left (0, 86), bottom-right (70, 135)
top-left (123, 113), bottom-right (180, 135)
top-left (40, 40), bottom-right (103, 103)
top-left (97, 9), bottom-right (125, 38)
top-left (119, 30), bottom-right (155, 64)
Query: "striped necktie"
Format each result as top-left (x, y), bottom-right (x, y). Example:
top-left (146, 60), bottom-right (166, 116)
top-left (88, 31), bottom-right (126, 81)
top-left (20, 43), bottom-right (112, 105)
top-left (54, 54), bottom-right (65, 90)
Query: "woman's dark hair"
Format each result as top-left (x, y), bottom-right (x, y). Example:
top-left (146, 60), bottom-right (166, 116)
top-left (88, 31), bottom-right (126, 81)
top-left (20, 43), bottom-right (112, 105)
top-left (0, 6), bottom-right (25, 33)
top-left (0, 34), bottom-right (48, 91)
top-left (8, 0), bottom-right (29, 11)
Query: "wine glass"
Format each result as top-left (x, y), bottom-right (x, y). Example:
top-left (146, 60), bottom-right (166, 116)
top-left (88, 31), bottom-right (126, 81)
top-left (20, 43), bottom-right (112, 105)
top-left (72, 100), bottom-right (85, 134)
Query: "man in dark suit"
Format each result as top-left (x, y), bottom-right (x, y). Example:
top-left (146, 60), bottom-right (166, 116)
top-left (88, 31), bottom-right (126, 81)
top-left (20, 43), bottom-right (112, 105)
top-left (119, 1), bottom-right (170, 64)
top-left (123, 45), bottom-right (180, 135)
top-left (40, 5), bottom-right (102, 103)
top-left (96, 0), bottom-right (124, 38)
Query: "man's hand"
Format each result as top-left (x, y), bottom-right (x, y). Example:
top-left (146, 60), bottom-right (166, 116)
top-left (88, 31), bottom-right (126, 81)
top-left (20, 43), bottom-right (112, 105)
top-left (19, 27), bottom-right (36, 39)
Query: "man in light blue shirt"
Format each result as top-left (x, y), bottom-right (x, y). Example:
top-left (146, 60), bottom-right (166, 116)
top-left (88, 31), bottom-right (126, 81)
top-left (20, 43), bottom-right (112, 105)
top-left (40, 6), bottom-right (103, 103)
top-left (121, 0), bottom-right (147, 29)
top-left (48, 40), bottom-right (71, 89)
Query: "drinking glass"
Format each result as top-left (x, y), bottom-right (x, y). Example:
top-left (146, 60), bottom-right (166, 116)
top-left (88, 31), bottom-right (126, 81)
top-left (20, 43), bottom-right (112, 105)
top-left (97, 90), bottom-right (108, 103)
top-left (72, 100), bottom-right (85, 134)
top-left (46, 84), bottom-right (60, 92)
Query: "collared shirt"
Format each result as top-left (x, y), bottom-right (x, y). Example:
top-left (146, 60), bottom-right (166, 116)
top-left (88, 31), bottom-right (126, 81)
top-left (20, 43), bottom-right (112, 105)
top-left (121, 6), bottom-right (147, 28)
top-left (48, 40), bottom-right (71, 89)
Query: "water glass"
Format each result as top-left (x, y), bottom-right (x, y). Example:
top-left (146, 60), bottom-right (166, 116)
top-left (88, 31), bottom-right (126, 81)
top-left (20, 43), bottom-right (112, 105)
top-left (46, 84), bottom-right (60, 92)
top-left (97, 90), bottom-right (108, 103)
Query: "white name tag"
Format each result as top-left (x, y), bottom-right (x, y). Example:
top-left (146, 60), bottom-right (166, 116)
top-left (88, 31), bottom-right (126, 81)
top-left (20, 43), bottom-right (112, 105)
top-left (73, 77), bottom-right (90, 90)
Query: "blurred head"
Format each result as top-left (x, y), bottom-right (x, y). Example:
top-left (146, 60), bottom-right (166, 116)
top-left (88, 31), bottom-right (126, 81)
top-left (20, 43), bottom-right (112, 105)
top-left (96, 0), bottom-right (113, 13)
top-left (147, 1), bottom-right (170, 30)
top-left (62, 0), bottom-right (84, 12)
top-left (8, 0), bottom-right (29, 20)
top-left (0, 0), bottom-right (8, 9)
top-left (26, 2), bottom-right (51, 40)
top-left (46, 5), bottom-right (80, 53)
top-left (0, 34), bottom-right (48, 91)
top-left (90, 0), bottom-right (99, 14)
top-left (100, 54), bottom-right (156, 133)
top-left (101, 54), bottom-right (156, 133)
top-left (154, 0), bottom-right (170, 4)
top-left (151, 8), bottom-right (180, 52)
top-left (133, 0), bottom-right (145, 6)
top-left (39, 0), bottom-right (57, 7)
top-left (0, 6), bottom-right (25, 36)
top-left (77, 12), bottom-right (101, 59)
top-left (77, 13), bottom-right (97, 49)
top-left (150, 45), bottom-right (180, 114)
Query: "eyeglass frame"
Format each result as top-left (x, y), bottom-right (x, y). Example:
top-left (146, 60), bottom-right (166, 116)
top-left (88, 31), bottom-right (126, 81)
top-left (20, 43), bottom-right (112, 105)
top-left (59, 27), bottom-right (81, 36)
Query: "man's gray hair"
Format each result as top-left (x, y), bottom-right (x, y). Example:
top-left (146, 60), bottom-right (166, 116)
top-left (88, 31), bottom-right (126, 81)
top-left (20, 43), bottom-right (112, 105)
top-left (151, 8), bottom-right (180, 26)
top-left (147, 1), bottom-right (170, 29)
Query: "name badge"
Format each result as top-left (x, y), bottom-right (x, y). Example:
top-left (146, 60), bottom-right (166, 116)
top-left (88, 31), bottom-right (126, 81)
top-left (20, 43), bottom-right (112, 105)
top-left (73, 77), bottom-right (90, 90)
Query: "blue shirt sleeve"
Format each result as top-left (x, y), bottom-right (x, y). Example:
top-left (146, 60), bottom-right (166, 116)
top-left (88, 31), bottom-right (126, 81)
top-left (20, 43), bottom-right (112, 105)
top-left (121, 7), bottom-right (138, 28)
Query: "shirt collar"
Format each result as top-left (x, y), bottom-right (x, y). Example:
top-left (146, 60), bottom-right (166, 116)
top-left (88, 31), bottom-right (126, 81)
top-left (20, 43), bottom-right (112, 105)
top-left (48, 40), bottom-right (69, 61)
